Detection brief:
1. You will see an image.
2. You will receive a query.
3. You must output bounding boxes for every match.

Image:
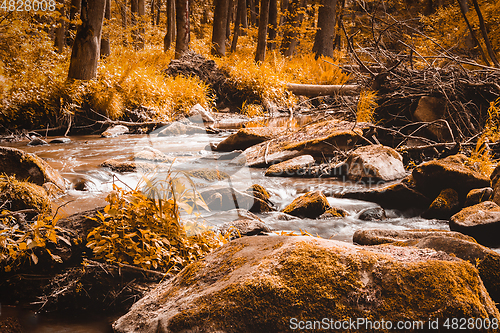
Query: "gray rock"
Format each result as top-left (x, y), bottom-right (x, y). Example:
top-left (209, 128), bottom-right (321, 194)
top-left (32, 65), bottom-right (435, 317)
top-left (49, 137), bottom-right (71, 144)
top-left (157, 122), bottom-right (207, 136)
top-left (345, 145), bottom-right (406, 181)
top-left (450, 201), bottom-right (500, 247)
top-left (188, 103), bottom-right (215, 123)
top-left (357, 207), bottom-right (387, 221)
top-left (28, 137), bottom-right (48, 146)
top-left (101, 125), bottom-right (129, 138)
top-left (265, 155), bottom-right (315, 177)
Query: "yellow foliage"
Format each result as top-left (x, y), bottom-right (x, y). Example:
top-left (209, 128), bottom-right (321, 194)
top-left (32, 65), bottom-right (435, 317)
top-left (356, 90), bottom-right (378, 123)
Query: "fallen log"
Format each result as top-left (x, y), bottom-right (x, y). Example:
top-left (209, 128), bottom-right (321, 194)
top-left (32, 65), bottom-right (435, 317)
top-left (285, 83), bottom-right (361, 96)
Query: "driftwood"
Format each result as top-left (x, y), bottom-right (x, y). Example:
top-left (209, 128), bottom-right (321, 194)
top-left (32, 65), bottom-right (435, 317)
top-left (286, 83), bottom-right (361, 96)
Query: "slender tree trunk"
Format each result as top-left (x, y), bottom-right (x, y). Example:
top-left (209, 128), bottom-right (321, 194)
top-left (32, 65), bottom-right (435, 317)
top-left (100, 0), bottom-right (111, 57)
top-left (131, 0), bottom-right (138, 46)
top-left (54, 0), bottom-right (66, 53)
top-left (280, 0), bottom-right (306, 57)
top-left (267, 0), bottom-right (277, 50)
top-left (231, 0), bottom-right (245, 52)
top-left (279, 0), bottom-right (288, 26)
top-left (68, 0), bottom-right (106, 80)
top-left (164, 0), bottom-right (176, 51)
top-left (456, 0), bottom-right (489, 65)
top-left (241, 0), bottom-right (248, 32)
top-left (175, 0), bottom-right (190, 59)
top-left (248, 0), bottom-right (257, 26)
top-left (137, 0), bottom-right (145, 49)
top-left (156, 0), bottom-right (161, 25)
top-left (255, 0), bottom-right (270, 62)
top-left (226, 0), bottom-right (234, 40)
top-left (67, 0), bottom-right (81, 46)
top-left (212, 0), bottom-right (229, 56)
top-left (333, 0), bottom-right (344, 50)
top-left (312, 0), bottom-right (337, 59)
top-left (119, 0), bottom-right (128, 46)
top-left (470, 0), bottom-right (499, 67)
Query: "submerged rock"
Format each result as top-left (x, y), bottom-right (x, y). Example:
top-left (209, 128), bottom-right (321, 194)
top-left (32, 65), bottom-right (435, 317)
top-left (113, 236), bottom-right (499, 333)
top-left (28, 137), bottom-right (48, 146)
top-left (465, 187), bottom-right (493, 207)
top-left (319, 207), bottom-right (348, 218)
top-left (282, 190), bottom-right (330, 218)
top-left (133, 147), bottom-right (174, 163)
top-left (422, 188), bottom-right (460, 220)
top-left (412, 154), bottom-right (489, 199)
top-left (100, 159), bottom-right (156, 173)
top-left (265, 155), bottom-right (315, 177)
top-left (215, 127), bottom-right (282, 152)
top-left (49, 137), bottom-right (71, 144)
top-left (101, 125), bottom-right (129, 138)
top-left (157, 122), bottom-right (207, 136)
top-left (450, 201), bottom-right (500, 247)
top-left (185, 168), bottom-right (230, 182)
top-left (345, 145), bottom-right (406, 181)
top-left (0, 146), bottom-right (65, 189)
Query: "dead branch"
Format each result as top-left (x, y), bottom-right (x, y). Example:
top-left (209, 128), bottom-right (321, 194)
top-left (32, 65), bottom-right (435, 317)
top-left (286, 83), bottom-right (361, 97)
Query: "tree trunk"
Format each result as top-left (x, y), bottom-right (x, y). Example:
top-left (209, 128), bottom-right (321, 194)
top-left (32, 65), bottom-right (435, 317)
top-left (456, 0), bottom-right (489, 65)
top-left (131, 0), bottom-right (138, 46)
top-left (100, 0), bottom-right (111, 57)
top-left (267, 0), bottom-right (277, 50)
top-left (470, 0), bottom-right (499, 67)
top-left (226, 0), bottom-right (234, 40)
top-left (137, 0), bottom-right (146, 49)
top-left (156, 0), bottom-right (161, 25)
top-left (333, 0), bottom-right (344, 50)
top-left (54, 0), bottom-right (66, 53)
top-left (175, 0), bottom-right (190, 59)
top-left (241, 0), bottom-right (248, 32)
top-left (255, 0), bottom-right (270, 62)
top-left (312, 0), bottom-right (337, 59)
top-left (280, 0), bottom-right (306, 57)
top-left (68, 0), bottom-right (106, 80)
top-left (248, 0), bottom-right (257, 26)
top-left (212, 0), bottom-right (229, 56)
top-left (119, 0), bottom-right (128, 45)
top-left (67, 0), bottom-right (81, 46)
top-left (231, 0), bottom-right (246, 52)
top-left (164, 0), bottom-right (176, 51)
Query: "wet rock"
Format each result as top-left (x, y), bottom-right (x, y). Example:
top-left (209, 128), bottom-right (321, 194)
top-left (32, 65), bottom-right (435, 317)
top-left (201, 187), bottom-right (274, 212)
top-left (185, 169), bottom-right (230, 182)
top-left (217, 150), bottom-right (243, 160)
top-left (214, 127), bottom-right (283, 152)
top-left (490, 165), bottom-right (500, 206)
top-left (450, 201), bottom-right (500, 247)
top-left (357, 207), bottom-right (387, 221)
top-left (0, 176), bottom-right (51, 212)
top-left (49, 137), bottom-right (71, 144)
top-left (28, 137), bottom-right (48, 146)
top-left (218, 210), bottom-right (272, 238)
top-left (265, 155), bottom-right (315, 177)
top-left (0, 146), bottom-right (66, 189)
top-left (240, 120), bottom-right (369, 167)
top-left (465, 187), bottom-right (493, 207)
top-left (412, 96), bottom-right (452, 142)
top-left (100, 159), bottom-right (156, 173)
top-left (157, 122), bottom-right (207, 136)
top-left (101, 125), bottom-right (129, 138)
top-left (133, 147), bottom-right (174, 163)
top-left (188, 103), bottom-right (215, 123)
top-left (353, 229), bottom-right (477, 246)
top-left (412, 154), bottom-right (489, 199)
top-left (422, 188), bottom-right (460, 220)
top-left (345, 145), bottom-right (406, 181)
top-left (113, 236), bottom-right (499, 333)
top-left (319, 207), bottom-right (348, 218)
top-left (235, 149), bottom-right (302, 168)
top-left (282, 190), bottom-right (330, 218)
top-left (338, 175), bottom-right (431, 210)
top-left (244, 184), bottom-right (274, 213)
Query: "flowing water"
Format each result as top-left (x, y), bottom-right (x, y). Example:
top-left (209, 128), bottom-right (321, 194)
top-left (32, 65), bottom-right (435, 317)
top-left (0, 124), bottom-right (449, 332)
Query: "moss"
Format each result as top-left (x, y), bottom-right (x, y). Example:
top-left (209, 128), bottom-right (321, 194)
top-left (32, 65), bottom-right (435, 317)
top-left (322, 207), bottom-right (348, 218)
top-left (477, 253), bottom-right (500, 303)
top-left (282, 191), bottom-right (330, 218)
top-left (0, 175), bottom-right (51, 212)
top-left (246, 184), bottom-right (270, 200)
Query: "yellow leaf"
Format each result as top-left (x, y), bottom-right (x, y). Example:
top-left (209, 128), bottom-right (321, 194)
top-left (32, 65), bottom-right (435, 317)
top-left (19, 242), bottom-right (27, 251)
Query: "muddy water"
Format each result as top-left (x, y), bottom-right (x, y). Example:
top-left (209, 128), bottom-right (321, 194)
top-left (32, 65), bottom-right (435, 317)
top-left (2, 129), bottom-right (447, 242)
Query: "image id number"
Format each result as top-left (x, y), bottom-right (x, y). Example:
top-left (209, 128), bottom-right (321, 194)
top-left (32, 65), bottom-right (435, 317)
top-left (1, 0), bottom-right (56, 11)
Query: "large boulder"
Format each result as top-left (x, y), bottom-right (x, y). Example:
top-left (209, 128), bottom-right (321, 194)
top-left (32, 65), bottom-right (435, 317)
top-left (450, 201), bottom-right (500, 247)
top-left (239, 120), bottom-right (368, 167)
top-left (0, 146), bottom-right (65, 190)
top-left (344, 145), bottom-right (406, 181)
top-left (113, 236), bottom-right (499, 333)
top-left (337, 175), bottom-right (431, 210)
top-left (0, 176), bottom-right (51, 212)
top-left (265, 155), bottom-right (315, 177)
top-left (465, 187), bottom-right (493, 207)
top-left (282, 191), bottom-right (330, 218)
top-left (215, 127), bottom-right (283, 152)
top-left (422, 188), bottom-right (460, 220)
top-left (412, 154), bottom-right (490, 199)
top-left (353, 229), bottom-right (476, 246)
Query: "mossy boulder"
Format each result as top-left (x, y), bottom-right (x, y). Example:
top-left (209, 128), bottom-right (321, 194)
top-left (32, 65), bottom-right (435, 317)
top-left (412, 154), bottom-right (490, 199)
top-left (0, 176), bottom-right (51, 213)
top-left (353, 229), bottom-right (477, 246)
top-left (344, 145), bottom-right (406, 181)
top-left (265, 155), bottom-right (315, 177)
top-left (422, 188), bottom-right (460, 220)
top-left (282, 191), bottom-right (330, 218)
top-left (113, 236), bottom-right (499, 333)
top-left (465, 187), bottom-right (493, 207)
top-left (215, 127), bottom-right (284, 152)
top-left (450, 201), bottom-right (500, 247)
top-left (240, 120), bottom-right (368, 167)
top-left (201, 187), bottom-right (274, 212)
top-left (319, 207), bottom-right (348, 218)
top-left (338, 175), bottom-right (431, 210)
top-left (244, 184), bottom-right (274, 213)
top-left (0, 146), bottom-right (65, 190)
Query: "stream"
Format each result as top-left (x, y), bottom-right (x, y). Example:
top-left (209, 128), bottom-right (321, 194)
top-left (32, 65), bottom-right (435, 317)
top-left (0, 124), bottom-right (449, 332)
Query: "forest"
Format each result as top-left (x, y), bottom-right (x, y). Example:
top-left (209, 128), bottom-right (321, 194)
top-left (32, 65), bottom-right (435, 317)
top-left (1, 0), bottom-right (500, 331)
